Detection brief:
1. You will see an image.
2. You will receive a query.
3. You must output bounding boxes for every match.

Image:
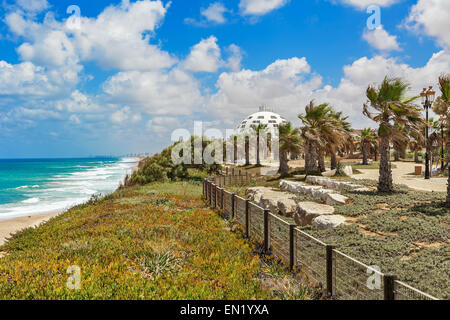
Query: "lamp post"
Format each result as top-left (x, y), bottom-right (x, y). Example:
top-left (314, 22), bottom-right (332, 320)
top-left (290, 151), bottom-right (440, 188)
top-left (420, 86), bottom-right (436, 180)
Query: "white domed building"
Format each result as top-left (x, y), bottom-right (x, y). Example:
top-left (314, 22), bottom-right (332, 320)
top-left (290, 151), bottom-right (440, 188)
top-left (237, 106), bottom-right (288, 133)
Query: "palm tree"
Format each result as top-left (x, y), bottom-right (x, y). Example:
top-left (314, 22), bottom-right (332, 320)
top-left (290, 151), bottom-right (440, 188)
top-left (278, 122), bottom-right (302, 175)
top-left (408, 130), bottom-right (424, 163)
top-left (299, 101), bottom-right (339, 173)
top-left (329, 111), bottom-right (353, 170)
top-left (360, 128), bottom-right (378, 165)
top-left (363, 77), bottom-right (424, 192)
top-left (425, 118), bottom-right (442, 170)
top-left (433, 74), bottom-right (450, 204)
top-left (251, 123), bottom-right (268, 167)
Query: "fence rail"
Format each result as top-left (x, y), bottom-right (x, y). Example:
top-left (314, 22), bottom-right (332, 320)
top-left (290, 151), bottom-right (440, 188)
top-left (203, 175), bottom-right (439, 301)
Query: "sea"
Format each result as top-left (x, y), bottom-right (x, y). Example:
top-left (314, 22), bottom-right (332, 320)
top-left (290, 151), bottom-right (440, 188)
top-left (0, 157), bottom-right (138, 221)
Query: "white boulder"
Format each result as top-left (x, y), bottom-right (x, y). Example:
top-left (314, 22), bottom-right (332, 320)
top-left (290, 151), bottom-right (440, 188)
top-left (326, 193), bottom-right (350, 205)
top-left (295, 201), bottom-right (335, 226)
top-left (312, 215), bottom-right (347, 230)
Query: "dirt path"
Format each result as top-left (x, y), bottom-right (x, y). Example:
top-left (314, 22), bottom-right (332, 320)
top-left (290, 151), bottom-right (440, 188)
top-left (351, 161), bottom-right (448, 192)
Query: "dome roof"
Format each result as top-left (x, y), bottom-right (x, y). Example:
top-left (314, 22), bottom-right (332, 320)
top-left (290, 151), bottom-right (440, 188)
top-left (237, 110), bottom-right (288, 133)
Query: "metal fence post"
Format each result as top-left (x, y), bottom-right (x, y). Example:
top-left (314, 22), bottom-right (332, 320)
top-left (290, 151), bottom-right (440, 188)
top-left (384, 274), bottom-right (397, 300)
top-left (232, 168), bottom-right (235, 176)
top-left (231, 193), bottom-right (236, 219)
top-left (289, 224), bottom-right (296, 271)
top-left (221, 188), bottom-right (224, 210)
top-left (203, 178), bottom-right (207, 198)
top-left (326, 244), bottom-right (336, 298)
top-left (264, 210), bottom-right (270, 253)
top-left (245, 199), bottom-right (250, 238)
top-left (209, 181), bottom-right (212, 206)
top-left (213, 184), bottom-right (217, 209)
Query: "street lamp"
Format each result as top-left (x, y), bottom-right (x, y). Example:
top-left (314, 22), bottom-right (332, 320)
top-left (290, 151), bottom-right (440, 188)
top-left (420, 86), bottom-right (436, 179)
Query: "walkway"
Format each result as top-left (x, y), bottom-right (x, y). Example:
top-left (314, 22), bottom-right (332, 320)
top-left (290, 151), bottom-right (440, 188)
top-left (351, 161), bottom-right (448, 192)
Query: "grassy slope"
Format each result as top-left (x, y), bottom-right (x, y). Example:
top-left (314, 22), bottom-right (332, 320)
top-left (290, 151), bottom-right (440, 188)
top-left (0, 181), bottom-right (308, 300)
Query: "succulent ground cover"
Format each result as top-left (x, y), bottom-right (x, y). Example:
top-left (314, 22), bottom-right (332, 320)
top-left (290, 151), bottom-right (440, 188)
top-left (0, 181), bottom-right (310, 300)
top-left (226, 172), bottom-right (449, 299)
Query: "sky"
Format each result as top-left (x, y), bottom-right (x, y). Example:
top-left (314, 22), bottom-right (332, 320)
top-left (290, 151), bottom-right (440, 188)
top-left (0, 0), bottom-right (449, 158)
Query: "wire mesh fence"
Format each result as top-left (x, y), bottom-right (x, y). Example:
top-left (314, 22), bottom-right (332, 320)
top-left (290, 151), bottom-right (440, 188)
top-left (248, 202), bottom-right (265, 242)
top-left (333, 250), bottom-right (384, 300)
top-left (234, 196), bottom-right (247, 227)
top-left (295, 229), bottom-right (327, 291)
top-left (269, 213), bottom-right (291, 264)
top-left (394, 280), bottom-right (439, 301)
top-left (203, 176), bottom-right (439, 301)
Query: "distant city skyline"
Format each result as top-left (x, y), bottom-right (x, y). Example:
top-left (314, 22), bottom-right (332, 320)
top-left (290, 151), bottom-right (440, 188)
top-left (0, 0), bottom-right (448, 158)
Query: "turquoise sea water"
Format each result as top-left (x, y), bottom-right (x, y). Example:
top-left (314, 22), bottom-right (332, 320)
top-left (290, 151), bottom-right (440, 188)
top-left (0, 158), bottom-right (137, 220)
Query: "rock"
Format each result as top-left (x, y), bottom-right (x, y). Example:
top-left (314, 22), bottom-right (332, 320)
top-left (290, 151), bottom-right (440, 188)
top-left (295, 201), bottom-right (335, 226)
top-left (312, 215), bottom-right (346, 230)
top-left (322, 170), bottom-right (336, 177)
top-left (326, 193), bottom-right (350, 205)
top-left (277, 199), bottom-right (298, 217)
top-left (246, 186), bottom-right (297, 216)
top-left (353, 187), bottom-right (372, 192)
top-left (343, 166), bottom-right (353, 176)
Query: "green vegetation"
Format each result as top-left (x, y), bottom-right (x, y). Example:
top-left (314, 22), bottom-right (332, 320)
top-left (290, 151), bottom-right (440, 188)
top-left (222, 173), bottom-right (449, 299)
top-left (304, 179), bottom-right (449, 299)
top-left (125, 137), bottom-right (221, 186)
top-left (0, 180), bottom-right (312, 300)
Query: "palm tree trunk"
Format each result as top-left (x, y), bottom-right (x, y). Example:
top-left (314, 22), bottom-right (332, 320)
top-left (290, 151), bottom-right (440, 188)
top-left (394, 150), bottom-right (399, 162)
top-left (362, 144), bottom-right (368, 165)
top-left (414, 150), bottom-right (419, 163)
top-left (305, 140), bottom-right (318, 173)
top-left (256, 132), bottom-right (261, 166)
top-left (318, 152), bottom-right (325, 172)
top-left (446, 118), bottom-right (450, 205)
top-left (279, 149), bottom-right (289, 175)
top-left (245, 137), bottom-right (250, 166)
top-left (330, 153), bottom-right (337, 170)
top-left (233, 138), bottom-right (238, 164)
top-left (378, 135), bottom-right (393, 192)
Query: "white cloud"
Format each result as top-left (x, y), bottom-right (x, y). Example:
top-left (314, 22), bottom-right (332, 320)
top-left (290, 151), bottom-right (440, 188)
top-left (201, 2), bottom-right (228, 24)
top-left (69, 0), bottom-right (176, 70)
top-left (5, 0), bottom-right (176, 71)
top-left (16, 0), bottom-right (49, 13)
top-left (69, 114), bottom-right (81, 124)
top-left (57, 90), bottom-right (102, 113)
top-left (405, 0), bottom-right (450, 48)
top-left (207, 51), bottom-right (450, 130)
top-left (225, 44), bottom-right (244, 72)
top-left (363, 26), bottom-right (401, 52)
top-left (313, 50), bottom-right (450, 126)
top-left (337, 0), bottom-right (399, 10)
top-left (0, 60), bottom-right (79, 100)
top-left (102, 68), bottom-right (204, 116)
top-left (208, 57), bottom-right (318, 127)
top-left (184, 36), bottom-right (222, 72)
top-left (239, 0), bottom-right (289, 16)
top-left (146, 116), bottom-right (181, 134)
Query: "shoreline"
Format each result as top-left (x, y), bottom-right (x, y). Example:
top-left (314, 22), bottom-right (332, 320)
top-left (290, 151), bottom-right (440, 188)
top-left (0, 210), bottom-right (62, 247)
top-left (0, 157), bottom-right (143, 249)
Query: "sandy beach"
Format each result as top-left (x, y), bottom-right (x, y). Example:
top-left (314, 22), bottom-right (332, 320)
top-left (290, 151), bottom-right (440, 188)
top-left (0, 211), bottom-right (62, 247)
top-left (0, 158), bottom-right (142, 250)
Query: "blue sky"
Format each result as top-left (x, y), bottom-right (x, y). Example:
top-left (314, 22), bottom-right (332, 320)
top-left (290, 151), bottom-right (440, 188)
top-left (0, 0), bottom-right (449, 158)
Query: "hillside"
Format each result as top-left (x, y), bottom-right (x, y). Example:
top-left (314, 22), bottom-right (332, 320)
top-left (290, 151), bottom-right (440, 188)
top-left (0, 180), bottom-right (309, 299)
